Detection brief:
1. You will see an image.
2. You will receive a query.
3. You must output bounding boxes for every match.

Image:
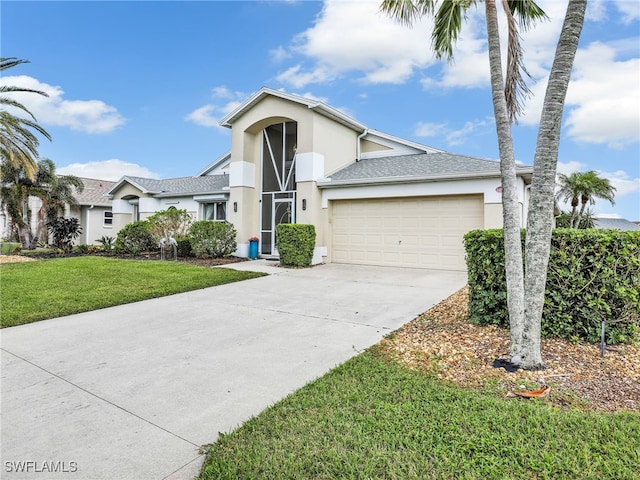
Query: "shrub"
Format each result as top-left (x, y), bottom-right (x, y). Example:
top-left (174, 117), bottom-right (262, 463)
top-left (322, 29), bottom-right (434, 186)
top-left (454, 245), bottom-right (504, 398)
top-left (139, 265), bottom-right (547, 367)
top-left (175, 236), bottom-right (193, 258)
top-left (189, 221), bottom-right (237, 258)
top-left (275, 224), bottom-right (315, 267)
top-left (96, 235), bottom-right (115, 252)
top-left (147, 208), bottom-right (193, 244)
top-left (464, 229), bottom-right (640, 344)
top-left (47, 217), bottom-right (82, 253)
top-left (114, 221), bottom-right (156, 255)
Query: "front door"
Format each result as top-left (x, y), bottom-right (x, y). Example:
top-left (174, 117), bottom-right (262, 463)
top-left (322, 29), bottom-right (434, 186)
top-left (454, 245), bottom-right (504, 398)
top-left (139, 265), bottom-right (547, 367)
top-left (260, 121), bottom-right (297, 256)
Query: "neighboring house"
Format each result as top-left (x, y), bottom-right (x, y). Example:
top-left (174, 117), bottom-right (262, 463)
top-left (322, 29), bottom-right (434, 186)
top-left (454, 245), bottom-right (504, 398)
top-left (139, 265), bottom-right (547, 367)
top-left (69, 178), bottom-right (116, 245)
top-left (593, 217), bottom-right (640, 231)
top-left (105, 152), bottom-right (230, 229)
top-left (0, 177), bottom-right (114, 246)
top-left (108, 88), bottom-right (532, 271)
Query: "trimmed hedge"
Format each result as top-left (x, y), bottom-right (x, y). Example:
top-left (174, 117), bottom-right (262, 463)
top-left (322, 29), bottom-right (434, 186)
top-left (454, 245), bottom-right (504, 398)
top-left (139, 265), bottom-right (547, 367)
top-left (114, 221), bottom-right (156, 255)
top-left (189, 221), bottom-right (237, 258)
top-left (464, 229), bottom-right (640, 344)
top-left (275, 224), bottom-right (316, 267)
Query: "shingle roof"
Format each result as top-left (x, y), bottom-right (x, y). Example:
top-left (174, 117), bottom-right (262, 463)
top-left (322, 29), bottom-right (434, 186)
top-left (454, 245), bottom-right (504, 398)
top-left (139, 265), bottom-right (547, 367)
top-left (323, 152), bottom-right (532, 185)
top-left (594, 218), bottom-right (640, 231)
top-left (74, 178), bottom-right (115, 206)
top-left (121, 175), bottom-right (229, 197)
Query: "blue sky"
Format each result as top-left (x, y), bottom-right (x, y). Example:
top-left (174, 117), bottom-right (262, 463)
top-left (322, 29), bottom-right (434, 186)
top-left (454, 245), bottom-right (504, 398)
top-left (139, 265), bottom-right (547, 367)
top-left (2, 0), bottom-right (639, 220)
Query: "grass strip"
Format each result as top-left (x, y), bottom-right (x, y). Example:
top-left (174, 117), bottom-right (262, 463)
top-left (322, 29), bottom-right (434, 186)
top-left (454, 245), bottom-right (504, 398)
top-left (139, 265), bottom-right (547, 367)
top-left (199, 347), bottom-right (640, 480)
top-left (1, 256), bottom-right (264, 327)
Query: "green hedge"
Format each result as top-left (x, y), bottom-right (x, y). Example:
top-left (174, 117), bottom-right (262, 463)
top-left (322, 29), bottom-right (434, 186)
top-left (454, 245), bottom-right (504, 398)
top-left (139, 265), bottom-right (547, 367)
top-left (114, 221), bottom-right (157, 255)
top-left (275, 224), bottom-right (316, 267)
top-left (188, 221), bottom-right (237, 258)
top-left (464, 229), bottom-right (640, 344)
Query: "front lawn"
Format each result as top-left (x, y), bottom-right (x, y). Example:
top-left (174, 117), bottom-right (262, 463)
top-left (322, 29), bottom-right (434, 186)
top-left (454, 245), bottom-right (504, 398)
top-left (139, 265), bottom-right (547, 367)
top-left (0, 256), bottom-right (264, 327)
top-left (198, 348), bottom-right (640, 480)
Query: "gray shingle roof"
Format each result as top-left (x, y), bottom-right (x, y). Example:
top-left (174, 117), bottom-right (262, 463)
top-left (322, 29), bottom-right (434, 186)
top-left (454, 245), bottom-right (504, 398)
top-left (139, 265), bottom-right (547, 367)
top-left (594, 218), bottom-right (640, 231)
top-left (74, 178), bottom-right (115, 206)
top-left (325, 153), bottom-right (531, 185)
top-left (125, 175), bottom-right (229, 197)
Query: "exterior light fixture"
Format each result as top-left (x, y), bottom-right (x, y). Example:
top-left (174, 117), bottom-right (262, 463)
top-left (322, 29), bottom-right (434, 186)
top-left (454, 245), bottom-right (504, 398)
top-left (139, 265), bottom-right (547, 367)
top-left (233, 202), bottom-right (238, 212)
top-left (302, 199), bottom-right (307, 211)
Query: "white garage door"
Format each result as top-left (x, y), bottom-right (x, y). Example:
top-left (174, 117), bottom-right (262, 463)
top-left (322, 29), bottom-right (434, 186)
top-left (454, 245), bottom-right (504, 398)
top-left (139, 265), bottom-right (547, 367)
top-left (331, 195), bottom-right (484, 271)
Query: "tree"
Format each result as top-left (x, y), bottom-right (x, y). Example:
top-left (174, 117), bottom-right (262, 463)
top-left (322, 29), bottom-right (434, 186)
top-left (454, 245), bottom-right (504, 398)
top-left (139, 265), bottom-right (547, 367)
top-left (31, 158), bottom-right (84, 242)
top-left (0, 158), bottom-right (83, 247)
top-left (0, 57), bottom-right (51, 180)
top-left (556, 171), bottom-right (616, 228)
top-left (382, 0), bottom-right (587, 369)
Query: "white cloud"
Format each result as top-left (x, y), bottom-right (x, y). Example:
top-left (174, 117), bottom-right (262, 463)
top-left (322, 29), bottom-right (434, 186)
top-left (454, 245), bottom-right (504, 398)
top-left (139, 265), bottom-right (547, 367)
top-left (275, 0), bottom-right (437, 87)
top-left (414, 121), bottom-right (448, 138)
top-left (270, 45), bottom-right (291, 62)
top-left (0, 75), bottom-right (125, 134)
top-left (562, 42), bottom-right (640, 147)
top-left (185, 86), bottom-right (247, 127)
top-left (556, 160), bottom-right (587, 175)
top-left (415, 118), bottom-right (492, 146)
top-left (58, 159), bottom-right (160, 181)
top-left (184, 105), bottom-right (220, 127)
top-left (615, 0), bottom-right (640, 24)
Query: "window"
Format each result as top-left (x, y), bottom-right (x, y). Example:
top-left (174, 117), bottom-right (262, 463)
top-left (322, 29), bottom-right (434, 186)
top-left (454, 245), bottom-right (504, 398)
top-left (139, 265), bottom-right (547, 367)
top-left (203, 202), bottom-right (227, 221)
top-left (104, 211), bottom-right (113, 226)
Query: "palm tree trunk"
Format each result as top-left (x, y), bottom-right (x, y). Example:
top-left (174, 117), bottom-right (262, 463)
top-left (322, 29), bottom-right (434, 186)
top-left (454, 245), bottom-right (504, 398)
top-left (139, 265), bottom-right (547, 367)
top-left (485, 0), bottom-right (526, 358)
top-left (522, 0), bottom-right (587, 370)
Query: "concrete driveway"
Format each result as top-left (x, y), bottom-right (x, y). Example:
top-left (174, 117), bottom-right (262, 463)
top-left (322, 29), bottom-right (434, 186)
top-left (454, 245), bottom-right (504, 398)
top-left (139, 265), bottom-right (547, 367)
top-left (1, 262), bottom-right (466, 480)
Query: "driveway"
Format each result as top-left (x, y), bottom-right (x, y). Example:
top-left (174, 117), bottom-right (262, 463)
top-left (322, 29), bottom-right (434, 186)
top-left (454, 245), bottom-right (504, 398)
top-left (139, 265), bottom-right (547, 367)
top-left (1, 262), bottom-right (466, 479)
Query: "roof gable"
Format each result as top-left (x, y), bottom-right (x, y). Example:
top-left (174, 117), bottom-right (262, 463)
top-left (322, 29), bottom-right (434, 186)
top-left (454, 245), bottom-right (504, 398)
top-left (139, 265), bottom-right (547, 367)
top-left (106, 175), bottom-right (229, 198)
top-left (194, 152), bottom-right (231, 177)
top-left (219, 87), bottom-right (366, 132)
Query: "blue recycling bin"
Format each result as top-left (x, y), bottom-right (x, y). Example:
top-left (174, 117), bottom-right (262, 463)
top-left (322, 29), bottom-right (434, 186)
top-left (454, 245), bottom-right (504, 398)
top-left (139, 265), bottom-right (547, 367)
top-left (249, 239), bottom-right (259, 259)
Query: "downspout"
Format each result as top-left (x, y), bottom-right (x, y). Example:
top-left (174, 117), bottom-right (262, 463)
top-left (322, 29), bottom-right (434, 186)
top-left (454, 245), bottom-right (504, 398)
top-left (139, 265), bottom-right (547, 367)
top-left (86, 205), bottom-right (94, 244)
top-left (356, 129), bottom-right (368, 162)
top-left (523, 184), bottom-right (531, 228)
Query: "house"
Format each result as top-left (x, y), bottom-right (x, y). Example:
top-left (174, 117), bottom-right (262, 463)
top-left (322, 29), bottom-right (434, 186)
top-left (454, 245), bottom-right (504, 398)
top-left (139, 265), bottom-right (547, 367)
top-left (0, 177), bottom-right (114, 246)
top-left (105, 152), bottom-right (230, 228)
top-left (593, 217), bottom-right (640, 231)
top-left (69, 178), bottom-right (116, 245)
top-left (108, 87), bottom-right (533, 271)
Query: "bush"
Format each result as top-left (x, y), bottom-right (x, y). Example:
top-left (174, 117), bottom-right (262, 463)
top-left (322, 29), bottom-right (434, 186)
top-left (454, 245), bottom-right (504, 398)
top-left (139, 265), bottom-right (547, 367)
top-left (114, 221), bottom-right (157, 255)
top-left (96, 235), bottom-right (115, 253)
top-left (189, 221), bottom-right (237, 258)
top-left (175, 236), bottom-right (193, 258)
top-left (47, 217), bottom-right (82, 253)
top-left (147, 209), bottom-right (193, 244)
top-left (275, 224), bottom-right (315, 267)
top-left (464, 229), bottom-right (640, 344)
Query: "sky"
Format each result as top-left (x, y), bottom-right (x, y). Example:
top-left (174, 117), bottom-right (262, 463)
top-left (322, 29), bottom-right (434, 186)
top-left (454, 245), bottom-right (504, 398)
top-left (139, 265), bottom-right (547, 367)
top-left (1, 0), bottom-right (639, 220)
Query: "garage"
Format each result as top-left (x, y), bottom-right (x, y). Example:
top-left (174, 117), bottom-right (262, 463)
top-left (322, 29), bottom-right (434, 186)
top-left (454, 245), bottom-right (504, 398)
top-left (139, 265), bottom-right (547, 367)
top-left (331, 195), bottom-right (484, 271)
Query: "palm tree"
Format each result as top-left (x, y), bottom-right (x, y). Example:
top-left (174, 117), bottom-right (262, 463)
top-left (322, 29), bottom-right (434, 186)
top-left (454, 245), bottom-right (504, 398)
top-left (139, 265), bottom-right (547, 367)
top-left (381, 0), bottom-right (547, 368)
top-left (556, 171), bottom-right (616, 228)
top-left (0, 57), bottom-right (51, 180)
top-left (32, 158), bottom-right (84, 242)
top-left (382, 0), bottom-right (587, 369)
top-left (0, 158), bottom-right (83, 247)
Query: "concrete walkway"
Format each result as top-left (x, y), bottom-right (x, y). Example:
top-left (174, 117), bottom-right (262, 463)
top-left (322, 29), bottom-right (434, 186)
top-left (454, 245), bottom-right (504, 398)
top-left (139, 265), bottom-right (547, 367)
top-left (1, 261), bottom-right (466, 480)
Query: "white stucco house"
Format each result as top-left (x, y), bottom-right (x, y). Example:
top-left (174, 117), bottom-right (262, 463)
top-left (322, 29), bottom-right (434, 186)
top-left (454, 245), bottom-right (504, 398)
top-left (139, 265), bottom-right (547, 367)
top-left (0, 177), bottom-right (115, 246)
top-left (107, 87), bottom-right (533, 271)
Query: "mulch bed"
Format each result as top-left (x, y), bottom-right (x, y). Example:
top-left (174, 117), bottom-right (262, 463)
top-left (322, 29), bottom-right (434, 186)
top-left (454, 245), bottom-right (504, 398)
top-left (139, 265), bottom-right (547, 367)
top-left (378, 287), bottom-right (640, 413)
top-left (0, 252), bottom-right (247, 267)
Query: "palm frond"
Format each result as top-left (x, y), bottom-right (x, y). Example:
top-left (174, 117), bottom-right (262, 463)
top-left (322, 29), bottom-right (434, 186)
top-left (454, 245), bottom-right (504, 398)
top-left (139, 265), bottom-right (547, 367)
top-left (380, 0), bottom-right (436, 27)
top-left (432, 0), bottom-right (468, 61)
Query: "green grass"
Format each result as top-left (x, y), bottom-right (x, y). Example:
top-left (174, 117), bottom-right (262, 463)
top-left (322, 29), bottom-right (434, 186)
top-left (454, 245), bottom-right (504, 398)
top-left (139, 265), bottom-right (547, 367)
top-left (0, 256), bottom-right (264, 327)
top-left (199, 348), bottom-right (640, 480)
